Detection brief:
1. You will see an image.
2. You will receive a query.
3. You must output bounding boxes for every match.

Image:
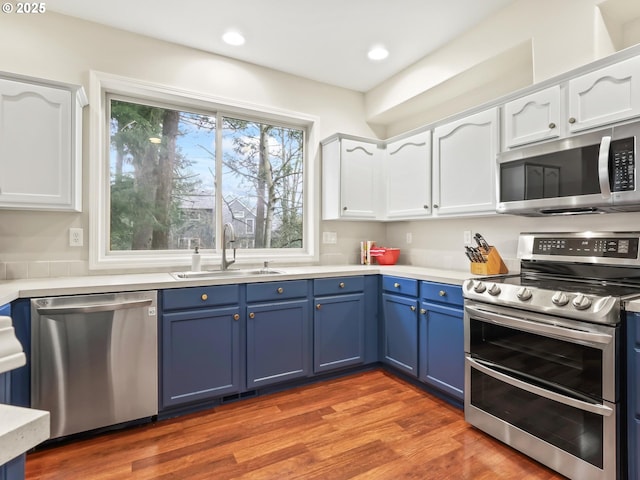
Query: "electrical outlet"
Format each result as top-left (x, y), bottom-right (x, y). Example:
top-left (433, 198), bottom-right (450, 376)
top-left (69, 227), bottom-right (83, 247)
top-left (463, 230), bottom-right (472, 246)
top-left (406, 232), bottom-right (412, 244)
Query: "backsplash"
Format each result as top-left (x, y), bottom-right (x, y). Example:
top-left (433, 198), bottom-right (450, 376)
top-left (1, 261), bottom-right (89, 280)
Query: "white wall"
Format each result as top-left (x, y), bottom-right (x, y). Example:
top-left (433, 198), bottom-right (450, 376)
top-left (366, 0), bottom-right (622, 132)
top-left (0, 12), bottom-right (378, 277)
top-left (385, 212), bottom-right (640, 274)
top-left (1, 2), bottom-right (640, 279)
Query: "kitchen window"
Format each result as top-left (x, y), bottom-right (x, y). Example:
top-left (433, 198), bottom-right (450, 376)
top-left (89, 72), bottom-right (318, 270)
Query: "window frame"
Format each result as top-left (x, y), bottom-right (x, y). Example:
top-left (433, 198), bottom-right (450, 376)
top-left (89, 71), bottom-right (319, 270)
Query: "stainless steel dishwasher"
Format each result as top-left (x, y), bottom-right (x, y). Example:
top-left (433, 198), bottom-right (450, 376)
top-left (31, 290), bottom-right (158, 439)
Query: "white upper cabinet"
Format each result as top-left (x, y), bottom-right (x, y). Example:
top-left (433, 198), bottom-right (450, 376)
top-left (385, 130), bottom-right (431, 219)
top-left (432, 107), bottom-right (499, 217)
top-left (0, 75), bottom-right (86, 211)
top-left (504, 85), bottom-right (562, 148)
top-left (321, 136), bottom-right (382, 220)
top-left (568, 55), bottom-right (640, 133)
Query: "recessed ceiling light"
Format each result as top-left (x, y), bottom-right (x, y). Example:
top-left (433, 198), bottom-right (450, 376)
top-left (367, 46), bottom-right (389, 61)
top-left (223, 31), bottom-right (245, 46)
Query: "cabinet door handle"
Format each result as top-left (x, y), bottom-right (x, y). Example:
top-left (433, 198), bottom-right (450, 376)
top-left (249, 312), bottom-right (255, 319)
top-left (233, 313), bottom-right (240, 321)
top-left (277, 287), bottom-right (284, 294)
top-left (339, 282), bottom-right (345, 288)
top-left (343, 206), bottom-right (348, 211)
top-left (548, 122), bottom-right (556, 129)
top-left (433, 204), bottom-right (439, 209)
top-left (568, 117), bottom-right (576, 124)
top-left (316, 304), bottom-right (322, 310)
top-left (439, 290), bottom-right (447, 297)
top-left (410, 305), bottom-right (416, 311)
top-left (394, 282), bottom-right (401, 288)
top-left (201, 293), bottom-right (208, 301)
top-left (420, 308), bottom-right (427, 315)
top-left (423, 205), bottom-right (429, 209)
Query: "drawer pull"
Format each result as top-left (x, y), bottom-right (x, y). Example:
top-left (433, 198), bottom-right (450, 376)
top-left (316, 304), bottom-right (322, 310)
top-left (410, 305), bottom-right (416, 312)
top-left (201, 293), bottom-right (208, 301)
top-left (420, 308), bottom-right (426, 315)
top-left (339, 282), bottom-right (345, 288)
top-left (277, 287), bottom-right (284, 294)
top-left (394, 282), bottom-right (400, 288)
top-left (568, 117), bottom-right (576, 124)
top-left (249, 312), bottom-right (255, 319)
top-left (233, 313), bottom-right (240, 321)
top-left (439, 290), bottom-right (447, 297)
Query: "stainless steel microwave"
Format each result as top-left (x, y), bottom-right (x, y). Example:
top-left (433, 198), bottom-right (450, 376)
top-left (497, 120), bottom-right (640, 216)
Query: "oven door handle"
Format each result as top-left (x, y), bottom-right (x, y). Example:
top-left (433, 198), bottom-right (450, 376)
top-left (467, 356), bottom-right (613, 417)
top-left (465, 304), bottom-right (613, 346)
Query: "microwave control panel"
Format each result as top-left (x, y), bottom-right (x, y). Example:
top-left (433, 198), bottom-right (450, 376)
top-left (611, 137), bottom-right (635, 192)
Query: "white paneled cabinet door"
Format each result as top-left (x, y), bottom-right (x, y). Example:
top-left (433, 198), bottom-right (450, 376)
top-left (504, 85), bottom-right (562, 148)
top-left (432, 107), bottom-right (499, 217)
top-left (385, 130), bottom-right (431, 219)
top-left (568, 55), bottom-right (640, 133)
top-left (0, 77), bottom-right (85, 211)
top-left (339, 138), bottom-right (380, 219)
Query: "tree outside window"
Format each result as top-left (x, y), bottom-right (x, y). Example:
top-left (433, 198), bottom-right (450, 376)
top-left (108, 99), bottom-right (304, 253)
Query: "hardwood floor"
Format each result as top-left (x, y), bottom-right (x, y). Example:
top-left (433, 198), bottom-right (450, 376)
top-left (25, 370), bottom-right (566, 479)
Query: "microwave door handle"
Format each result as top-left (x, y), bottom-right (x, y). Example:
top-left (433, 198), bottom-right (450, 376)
top-left (598, 135), bottom-right (612, 199)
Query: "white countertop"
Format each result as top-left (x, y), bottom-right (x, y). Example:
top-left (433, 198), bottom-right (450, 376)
top-left (0, 264), bottom-right (480, 305)
top-left (0, 404), bottom-right (49, 465)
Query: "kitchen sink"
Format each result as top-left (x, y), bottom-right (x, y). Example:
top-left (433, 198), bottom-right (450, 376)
top-left (171, 268), bottom-right (284, 280)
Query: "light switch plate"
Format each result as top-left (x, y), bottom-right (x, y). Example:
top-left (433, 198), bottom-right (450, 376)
top-left (463, 230), bottom-right (472, 246)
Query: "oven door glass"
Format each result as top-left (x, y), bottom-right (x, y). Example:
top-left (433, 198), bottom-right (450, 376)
top-left (469, 318), bottom-right (603, 400)
top-left (469, 365), bottom-right (605, 468)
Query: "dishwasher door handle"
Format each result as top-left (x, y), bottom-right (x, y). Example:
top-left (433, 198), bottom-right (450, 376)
top-left (37, 298), bottom-right (153, 315)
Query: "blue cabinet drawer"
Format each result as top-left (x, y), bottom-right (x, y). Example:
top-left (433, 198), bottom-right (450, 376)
top-left (420, 282), bottom-right (463, 307)
top-left (163, 285), bottom-right (240, 311)
top-left (382, 276), bottom-right (418, 296)
top-left (246, 280), bottom-right (308, 303)
top-left (314, 276), bottom-right (364, 296)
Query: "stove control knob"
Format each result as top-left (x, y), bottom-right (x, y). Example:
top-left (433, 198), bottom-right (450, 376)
top-left (551, 291), bottom-right (569, 306)
top-left (572, 294), bottom-right (592, 310)
top-left (487, 284), bottom-right (501, 296)
top-left (516, 287), bottom-right (532, 301)
top-left (473, 281), bottom-right (486, 293)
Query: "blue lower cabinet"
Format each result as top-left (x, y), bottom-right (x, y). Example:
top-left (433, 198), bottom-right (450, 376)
top-left (418, 301), bottom-right (464, 401)
top-left (162, 305), bottom-right (241, 408)
top-left (382, 293), bottom-right (418, 376)
top-left (313, 293), bottom-right (365, 373)
top-left (246, 298), bottom-right (310, 388)
top-left (628, 311), bottom-right (640, 480)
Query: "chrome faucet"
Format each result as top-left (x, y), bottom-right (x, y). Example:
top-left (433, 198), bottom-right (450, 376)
top-left (221, 222), bottom-right (236, 270)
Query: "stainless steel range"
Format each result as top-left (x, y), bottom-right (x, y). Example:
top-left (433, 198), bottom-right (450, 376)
top-left (463, 231), bottom-right (640, 480)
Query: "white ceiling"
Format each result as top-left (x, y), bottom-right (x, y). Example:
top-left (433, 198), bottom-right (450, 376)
top-left (48, 0), bottom-right (518, 92)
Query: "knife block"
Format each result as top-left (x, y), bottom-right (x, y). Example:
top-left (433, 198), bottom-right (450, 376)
top-left (470, 246), bottom-right (509, 275)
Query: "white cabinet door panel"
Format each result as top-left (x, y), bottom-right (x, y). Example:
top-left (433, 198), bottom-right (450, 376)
top-left (568, 55), bottom-right (640, 132)
top-left (433, 108), bottom-right (499, 217)
top-left (385, 130), bottom-right (431, 219)
top-left (504, 85), bottom-right (562, 148)
top-left (0, 77), bottom-right (83, 211)
top-left (339, 139), bottom-right (380, 219)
